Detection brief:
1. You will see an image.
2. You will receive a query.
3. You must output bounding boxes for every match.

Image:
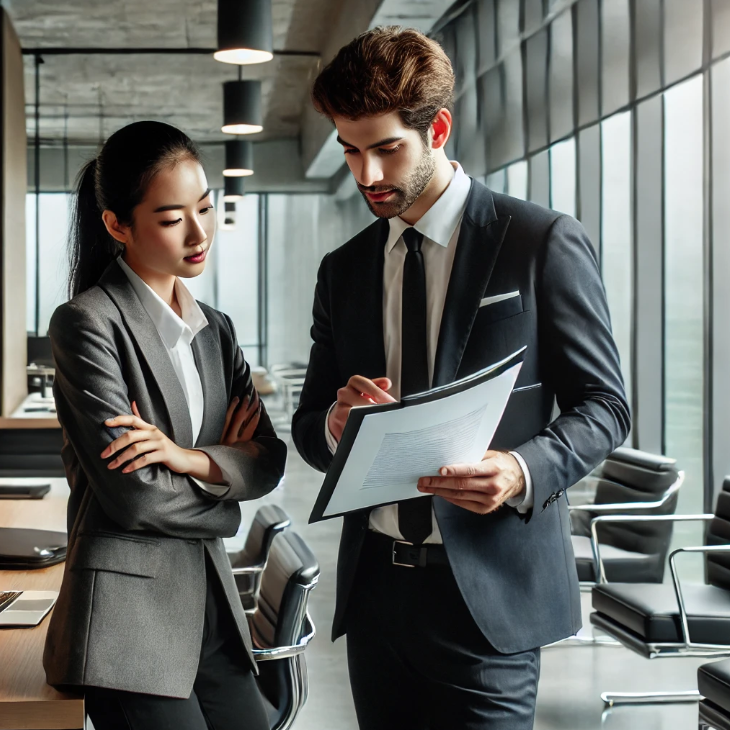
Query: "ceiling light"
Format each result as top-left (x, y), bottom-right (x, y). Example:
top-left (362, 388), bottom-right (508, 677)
top-left (223, 175), bottom-right (245, 201)
top-left (223, 139), bottom-right (254, 177)
top-left (215, 0), bottom-right (273, 65)
top-left (219, 200), bottom-right (237, 230)
top-left (222, 80), bottom-right (263, 135)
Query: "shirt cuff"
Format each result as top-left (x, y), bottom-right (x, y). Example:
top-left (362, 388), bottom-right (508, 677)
top-left (505, 451), bottom-right (534, 514)
top-left (190, 476), bottom-right (230, 497)
top-left (324, 403), bottom-right (339, 455)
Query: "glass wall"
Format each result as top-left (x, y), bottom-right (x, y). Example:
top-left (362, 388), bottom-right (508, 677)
top-left (663, 76), bottom-right (705, 514)
top-left (549, 137), bottom-right (576, 218)
top-left (437, 0), bottom-right (722, 508)
top-left (25, 191), bottom-right (259, 363)
top-left (25, 193), bottom-right (71, 336)
top-left (600, 112), bottom-right (633, 406)
top-left (214, 193), bottom-right (260, 365)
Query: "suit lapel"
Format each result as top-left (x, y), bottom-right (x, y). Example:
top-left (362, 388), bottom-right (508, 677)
top-left (433, 181), bottom-right (511, 387)
top-left (191, 325), bottom-right (227, 447)
top-left (353, 219), bottom-right (388, 379)
top-left (98, 260), bottom-right (194, 449)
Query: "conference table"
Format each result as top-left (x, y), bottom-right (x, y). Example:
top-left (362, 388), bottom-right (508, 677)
top-left (0, 478), bottom-right (83, 729)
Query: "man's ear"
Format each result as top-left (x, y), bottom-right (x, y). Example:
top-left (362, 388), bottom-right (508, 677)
top-left (102, 210), bottom-right (129, 245)
top-left (431, 108), bottom-right (452, 150)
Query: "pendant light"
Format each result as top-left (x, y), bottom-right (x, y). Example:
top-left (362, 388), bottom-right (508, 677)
top-left (222, 80), bottom-right (263, 135)
top-left (223, 175), bottom-right (245, 201)
top-left (223, 139), bottom-right (254, 177)
top-left (215, 0), bottom-right (273, 65)
top-left (219, 200), bottom-right (237, 230)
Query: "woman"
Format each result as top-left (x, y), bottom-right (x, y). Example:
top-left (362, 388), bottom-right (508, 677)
top-left (43, 121), bottom-right (286, 730)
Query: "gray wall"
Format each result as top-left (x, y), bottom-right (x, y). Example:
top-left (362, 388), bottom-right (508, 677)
top-left (1, 8), bottom-right (27, 416)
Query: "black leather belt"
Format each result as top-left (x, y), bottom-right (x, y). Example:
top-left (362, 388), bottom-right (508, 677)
top-left (367, 531), bottom-right (449, 568)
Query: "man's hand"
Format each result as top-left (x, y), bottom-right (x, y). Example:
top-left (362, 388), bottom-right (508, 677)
top-left (327, 375), bottom-right (396, 442)
top-left (417, 450), bottom-right (526, 515)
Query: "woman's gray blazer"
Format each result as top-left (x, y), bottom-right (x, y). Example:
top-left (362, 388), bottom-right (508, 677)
top-left (42, 260), bottom-right (287, 698)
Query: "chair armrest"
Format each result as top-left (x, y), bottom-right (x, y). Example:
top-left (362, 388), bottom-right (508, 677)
top-left (570, 471), bottom-right (685, 514)
top-left (589, 512), bottom-right (714, 584)
top-left (669, 545), bottom-right (730, 651)
top-left (251, 613), bottom-right (316, 662)
top-left (231, 565), bottom-right (264, 576)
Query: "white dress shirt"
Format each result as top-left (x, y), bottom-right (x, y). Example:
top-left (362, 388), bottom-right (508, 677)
top-left (118, 257), bottom-right (228, 496)
top-left (326, 162), bottom-right (533, 543)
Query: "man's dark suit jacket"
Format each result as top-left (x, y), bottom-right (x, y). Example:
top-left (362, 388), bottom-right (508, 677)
top-left (292, 179), bottom-right (630, 653)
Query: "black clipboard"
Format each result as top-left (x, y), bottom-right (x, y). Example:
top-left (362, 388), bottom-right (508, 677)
top-left (309, 347), bottom-right (526, 523)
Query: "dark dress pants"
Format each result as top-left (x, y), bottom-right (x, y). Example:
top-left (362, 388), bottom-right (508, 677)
top-left (346, 532), bottom-right (541, 730)
top-left (84, 556), bottom-right (269, 730)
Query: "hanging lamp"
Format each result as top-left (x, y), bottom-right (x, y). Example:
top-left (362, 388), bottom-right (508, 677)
top-left (223, 139), bottom-right (254, 176)
top-left (223, 175), bottom-right (245, 201)
top-left (222, 80), bottom-right (263, 135)
top-left (215, 0), bottom-right (273, 65)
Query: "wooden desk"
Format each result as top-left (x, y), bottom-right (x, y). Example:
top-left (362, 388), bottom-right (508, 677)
top-left (0, 393), bottom-right (60, 430)
top-left (0, 480), bottom-right (83, 729)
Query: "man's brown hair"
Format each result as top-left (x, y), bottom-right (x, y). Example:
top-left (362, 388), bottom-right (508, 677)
top-left (311, 26), bottom-right (455, 138)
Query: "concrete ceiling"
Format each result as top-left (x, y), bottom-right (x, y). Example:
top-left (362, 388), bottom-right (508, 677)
top-left (6, 0), bottom-right (332, 145)
top-left (5, 0), bottom-right (459, 190)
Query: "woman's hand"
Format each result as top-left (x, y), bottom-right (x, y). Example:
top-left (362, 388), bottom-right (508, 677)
top-left (220, 390), bottom-right (261, 446)
top-left (101, 402), bottom-right (195, 474)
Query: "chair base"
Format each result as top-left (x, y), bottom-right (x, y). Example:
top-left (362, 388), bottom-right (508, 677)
top-left (590, 612), bottom-right (730, 660)
top-left (699, 699), bottom-right (730, 730)
top-left (601, 690), bottom-right (702, 707)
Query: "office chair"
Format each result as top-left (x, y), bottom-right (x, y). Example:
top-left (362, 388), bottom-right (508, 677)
top-left (699, 658), bottom-right (730, 729)
top-left (570, 448), bottom-right (684, 585)
top-left (587, 476), bottom-right (730, 707)
top-left (249, 530), bottom-right (319, 730)
top-left (228, 505), bottom-right (291, 612)
top-left (268, 363), bottom-right (308, 425)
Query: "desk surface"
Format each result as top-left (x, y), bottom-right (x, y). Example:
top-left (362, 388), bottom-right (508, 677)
top-left (0, 479), bottom-right (83, 729)
top-left (0, 394), bottom-right (60, 430)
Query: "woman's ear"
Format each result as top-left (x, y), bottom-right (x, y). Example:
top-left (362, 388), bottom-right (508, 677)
top-left (102, 210), bottom-right (129, 245)
top-left (430, 108), bottom-right (452, 150)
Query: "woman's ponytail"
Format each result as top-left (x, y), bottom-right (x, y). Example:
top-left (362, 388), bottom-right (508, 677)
top-left (67, 158), bottom-right (121, 298)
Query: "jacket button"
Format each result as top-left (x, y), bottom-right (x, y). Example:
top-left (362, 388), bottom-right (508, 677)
top-left (556, 489), bottom-right (564, 497)
top-left (543, 499), bottom-right (551, 510)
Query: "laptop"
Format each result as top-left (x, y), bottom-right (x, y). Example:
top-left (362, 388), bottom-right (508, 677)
top-left (0, 590), bottom-right (57, 627)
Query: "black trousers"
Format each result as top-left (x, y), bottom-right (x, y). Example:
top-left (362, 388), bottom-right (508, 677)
top-left (84, 558), bottom-right (269, 730)
top-left (346, 532), bottom-right (541, 730)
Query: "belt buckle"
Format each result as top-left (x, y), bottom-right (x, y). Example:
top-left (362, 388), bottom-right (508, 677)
top-left (392, 540), bottom-right (426, 568)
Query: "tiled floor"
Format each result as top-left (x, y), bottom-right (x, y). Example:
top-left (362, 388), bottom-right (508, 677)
top-left (236, 407), bottom-right (710, 730)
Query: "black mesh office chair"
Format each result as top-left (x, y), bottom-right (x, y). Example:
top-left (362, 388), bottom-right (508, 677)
top-left (570, 448), bottom-right (683, 584)
top-left (587, 477), bottom-right (730, 707)
top-left (699, 659), bottom-right (730, 729)
top-left (249, 530), bottom-right (319, 730)
top-left (229, 505), bottom-right (291, 612)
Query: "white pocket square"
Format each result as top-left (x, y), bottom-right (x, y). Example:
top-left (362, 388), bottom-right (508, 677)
top-left (479, 291), bottom-right (520, 307)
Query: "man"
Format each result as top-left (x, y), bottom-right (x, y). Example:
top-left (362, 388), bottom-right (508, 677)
top-left (292, 26), bottom-right (630, 730)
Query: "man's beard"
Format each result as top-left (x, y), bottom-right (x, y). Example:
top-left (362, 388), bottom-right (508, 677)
top-left (358, 146), bottom-right (436, 219)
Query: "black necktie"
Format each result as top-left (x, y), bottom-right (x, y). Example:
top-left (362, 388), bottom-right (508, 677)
top-left (398, 227), bottom-right (432, 544)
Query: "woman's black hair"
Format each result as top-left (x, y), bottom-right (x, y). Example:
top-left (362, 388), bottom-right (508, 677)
top-left (68, 121), bottom-right (201, 298)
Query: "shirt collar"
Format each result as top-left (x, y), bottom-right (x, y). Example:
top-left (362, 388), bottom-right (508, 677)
top-left (117, 257), bottom-right (208, 349)
top-left (385, 162), bottom-right (471, 254)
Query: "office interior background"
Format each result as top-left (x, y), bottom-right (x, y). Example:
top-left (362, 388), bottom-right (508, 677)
top-left (1, 0), bottom-right (730, 729)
